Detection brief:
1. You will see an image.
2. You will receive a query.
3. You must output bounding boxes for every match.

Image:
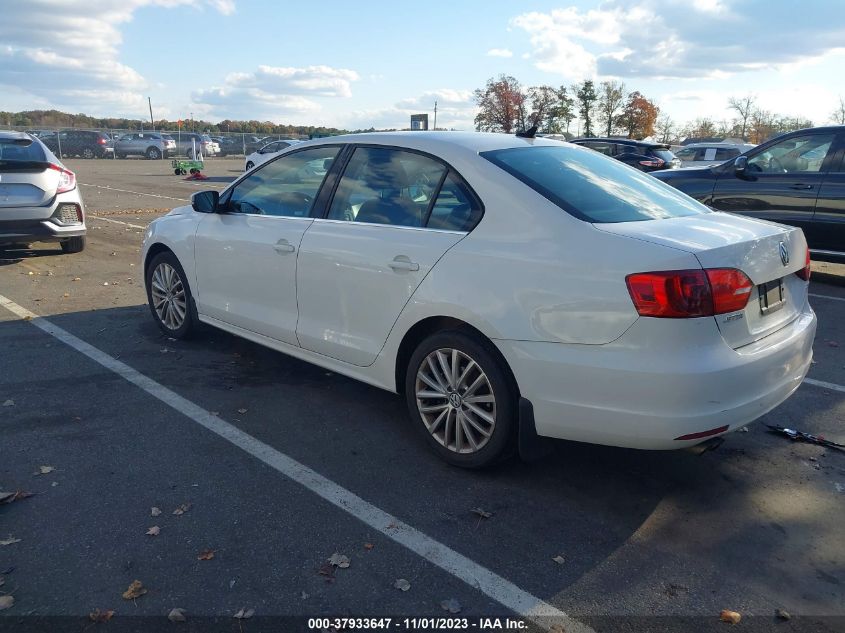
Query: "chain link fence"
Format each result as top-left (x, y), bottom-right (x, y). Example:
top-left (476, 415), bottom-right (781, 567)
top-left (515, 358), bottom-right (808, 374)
top-left (0, 124), bottom-right (306, 160)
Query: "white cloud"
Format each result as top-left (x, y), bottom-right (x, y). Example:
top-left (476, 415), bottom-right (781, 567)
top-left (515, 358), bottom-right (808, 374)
top-left (0, 0), bottom-right (235, 116)
top-left (487, 48), bottom-right (513, 58)
top-left (191, 65), bottom-right (360, 121)
top-left (512, 1), bottom-right (845, 80)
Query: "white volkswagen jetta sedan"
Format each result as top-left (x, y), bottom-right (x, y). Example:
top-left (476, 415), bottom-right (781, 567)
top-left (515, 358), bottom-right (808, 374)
top-left (142, 132), bottom-right (816, 468)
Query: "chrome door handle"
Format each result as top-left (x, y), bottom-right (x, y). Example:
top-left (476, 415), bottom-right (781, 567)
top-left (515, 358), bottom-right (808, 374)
top-left (274, 239), bottom-right (295, 253)
top-left (389, 257), bottom-right (419, 272)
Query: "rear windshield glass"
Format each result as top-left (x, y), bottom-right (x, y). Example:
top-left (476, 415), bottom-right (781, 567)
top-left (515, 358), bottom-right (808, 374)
top-left (651, 149), bottom-right (676, 162)
top-left (0, 138), bottom-right (47, 163)
top-left (481, 145), bottom-right (708, 223)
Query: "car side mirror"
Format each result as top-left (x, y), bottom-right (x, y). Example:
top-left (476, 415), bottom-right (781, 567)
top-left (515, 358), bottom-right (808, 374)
top-left (734, 155), bottom-right (748, 177)
top-left (191, 190), bottom-right (219, 213)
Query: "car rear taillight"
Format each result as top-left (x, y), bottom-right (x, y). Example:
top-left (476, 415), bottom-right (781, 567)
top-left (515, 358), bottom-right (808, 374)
top-left (796, 247), bottom-right (811, 281)
top-left (639, 158), bottom-right (665, 168)
top-left (626, 268), bottom-right (752, 318)
top-left (48, 163), bottom-right (76, 193)
top-left (98, 137), bottom-right (106, 145)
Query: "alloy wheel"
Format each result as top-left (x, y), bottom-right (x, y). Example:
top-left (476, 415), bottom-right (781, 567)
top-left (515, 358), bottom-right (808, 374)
top-left (150, 262), bottom-right (187, 331)
top-left (415, 348), bottom-right (496, 454)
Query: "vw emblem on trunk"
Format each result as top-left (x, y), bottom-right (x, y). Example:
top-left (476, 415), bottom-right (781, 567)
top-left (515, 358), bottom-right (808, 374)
top-left (779, 241), bottom-right (789, 266)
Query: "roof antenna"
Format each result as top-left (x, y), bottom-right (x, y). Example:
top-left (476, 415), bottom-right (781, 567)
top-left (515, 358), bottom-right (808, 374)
top-left (516, 124), bottom-right (538, 138)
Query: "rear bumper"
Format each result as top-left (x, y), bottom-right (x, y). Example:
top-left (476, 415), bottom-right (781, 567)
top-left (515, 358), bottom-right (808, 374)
top-left (496, 303), bottom-right (817, 450)
top-left (0, 193), bottom-right (87, 244)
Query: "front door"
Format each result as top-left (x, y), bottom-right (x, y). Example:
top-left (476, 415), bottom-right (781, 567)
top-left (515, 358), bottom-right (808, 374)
top-left (193, 145), bottom-right (341, 345)
top-left (710, 132), bottom-right (837, 233)
top-left (296, 146), bottom-right (480, 366)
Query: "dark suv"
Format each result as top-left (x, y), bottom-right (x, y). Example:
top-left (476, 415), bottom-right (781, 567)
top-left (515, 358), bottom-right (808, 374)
top-left (41, 130), bottom-right (112, 159)
top-left (571, 137), bottom-right (680, 172)
top-left (653, 125), bottom-right (845, 262)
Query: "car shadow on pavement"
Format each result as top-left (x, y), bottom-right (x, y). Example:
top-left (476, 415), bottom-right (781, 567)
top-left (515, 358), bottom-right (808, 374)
top-left (2, 303), bottom-right (842, 622)
top-left (0, 245), bottom-right (63, 265)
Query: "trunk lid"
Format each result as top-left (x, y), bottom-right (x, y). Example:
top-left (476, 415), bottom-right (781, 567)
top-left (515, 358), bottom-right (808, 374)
top-left (596, 212), bottom-right (808, 349)
top-left (0, 162), bottom-right (58, 208)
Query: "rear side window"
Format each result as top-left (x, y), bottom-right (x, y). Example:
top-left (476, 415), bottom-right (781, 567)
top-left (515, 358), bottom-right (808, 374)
top-left (651, 149), bottom-right (675, 162)
top-left (427, 172), bottom-right (483, 231)
top-left (482, 145), bottom-right (708, 223)
top-left (714, 148), bottom-right (739, 160)
top-left (0, 138), bottom-right (47, 163)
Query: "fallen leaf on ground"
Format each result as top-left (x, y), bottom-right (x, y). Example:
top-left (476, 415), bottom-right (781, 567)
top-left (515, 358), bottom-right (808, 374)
top-left (440, 598), bottom-right (462, 614)
top-left (146, 526), bottom-right (160, 536)
top-left (172, 503), bottom-right (191, 516)
top-left (62, 293), bottom-right (70, 298)
top-left (2, 400), bottom-right (14, 407)
top-left (0, 491), bottom-right (33, 505)
top-left (122, 580), bottom-right (147, 600)
top-left (72, 277), bottom-right (81, 282)
top-left (719, 609), bottom-right (741, 624)
top-left (775, 608), bottom-right (791, 621)
top-left (471, 508), bottom-right (493, 519)
top-left (394, 579), bottom-right (411, 592)
top-left (197, 549), bottom-right (215, 561)
top-left (828, 340), bottom-right (839, 348)
top-left (35, 465), bottom-right (55, 475)
top-left (364, 543), bottom-right (374, 551)
top-left (233, 608), bottom-right (254, 620)
top-left (150, 507), bottom-right (161, 517)
top-left (237, 408), bottom-right (248, 414)
top-left (103, 282), bottom-right (109, 286)
top-left (89, 609), bottom-right (114, 622)
top-left (168, 608), bottom-right (187, 622)
top-left (317, 562), bottom-right (335, 579)
top-left (552, 555), bottom-right (566, 565)
top-left (548, 626), bottom-right (566, 633)
top-left (0, 596), bottom-right (14, 611)
top-left (0, 536), bottom-right (21, 546)
top-left (328, 553), bottom-right (350, 568)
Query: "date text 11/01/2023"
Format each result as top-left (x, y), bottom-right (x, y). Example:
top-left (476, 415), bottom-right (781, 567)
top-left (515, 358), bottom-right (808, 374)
top-left (306, 617), bottom-right (528, 630)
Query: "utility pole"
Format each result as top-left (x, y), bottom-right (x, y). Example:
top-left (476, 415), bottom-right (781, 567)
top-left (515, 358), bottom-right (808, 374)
top-left (148, 97), bottom-right (154, 130)
top-left (433, 101), bottom-right (437, 131)
top-left (190, 112), bottom-right (194, 132)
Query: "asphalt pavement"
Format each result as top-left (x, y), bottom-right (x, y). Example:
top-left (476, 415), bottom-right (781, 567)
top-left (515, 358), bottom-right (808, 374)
top-left (0, 158), bottom-right (843, 633)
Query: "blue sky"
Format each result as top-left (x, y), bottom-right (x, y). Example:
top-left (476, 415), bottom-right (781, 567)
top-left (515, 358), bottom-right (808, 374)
top-left (2, 0), bottom-right (844, 131)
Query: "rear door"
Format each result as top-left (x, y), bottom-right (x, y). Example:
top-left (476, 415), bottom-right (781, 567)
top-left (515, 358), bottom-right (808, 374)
top-left (808, 132), bottom-right (845, 254)
top-left (710, 131), bottom-right (837, 233)
top-left (295, 145), bottom-right (474, 366)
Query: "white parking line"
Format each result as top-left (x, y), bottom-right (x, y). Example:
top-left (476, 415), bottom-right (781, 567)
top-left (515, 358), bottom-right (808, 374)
top-left (0, 293), bottom-right (590, 633)
top-left (810, 293), bottom-right (845, 303)
top-left (88, 216), bottom-right (147, 230)
top-left (79, 183), bottom-right (189, 203)
top-left (804, 378), bottom-right (845, 394)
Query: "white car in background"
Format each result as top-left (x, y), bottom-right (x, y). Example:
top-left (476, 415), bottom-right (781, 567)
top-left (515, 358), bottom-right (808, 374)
top-left (244, 139), bottom-right (301, 171)
top-left (675, 142), bottom-right (756, 168)
top-left (142, 132), bottom-right (816, 468)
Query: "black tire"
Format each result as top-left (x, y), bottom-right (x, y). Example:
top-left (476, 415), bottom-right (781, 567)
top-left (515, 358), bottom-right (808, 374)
top-left (146, 147), bottom-right (162, 160)
top-left (116, 152), bottom-right (126, 159)
top-left (145, 250), bottom-right (197, 339)
top-left (245, 161), bottom-right (254, 171)
top-left (82, 147), bottom-right (95, 159)
top-left (405, 330), bottom-right (517, 469)
top-left (60, 236), bottom-right (85, 253)
top-left (174, 168), bottom-right (182, 175)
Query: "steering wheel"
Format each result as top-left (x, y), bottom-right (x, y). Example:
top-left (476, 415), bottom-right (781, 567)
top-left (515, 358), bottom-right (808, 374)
top-left (768, 157), bottom-right (787, 173)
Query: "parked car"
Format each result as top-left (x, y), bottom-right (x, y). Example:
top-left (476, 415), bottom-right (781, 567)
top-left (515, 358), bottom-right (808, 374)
top-left (41, 129), bottom-right (113, 159)
top-left (571, 137), bottom-right (680, 171)
top-left (0, 130), bottom-right (86, 253)
top-left (169, 132), bottom-right (218, 158)
top-left (244, 139), bottom-right (301, 171)
top-left (142, 132), bottom-right (815, 468)
top-left (114, 132), bottom-right (176, 159)
top-left (653, 126), bottom-right (845, 261)
top-left (675, 142), bottom-right (756, 168)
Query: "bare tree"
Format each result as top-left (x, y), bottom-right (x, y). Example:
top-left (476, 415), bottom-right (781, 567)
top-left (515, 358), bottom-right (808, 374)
top-left (831, 96), bottom-right (845, 125)
top-left (654, 113), bottom-right (676, 144)
top-left (728, 94), bottom-right (756, 140)
top-left (597, 80), bottom-right (626, 137)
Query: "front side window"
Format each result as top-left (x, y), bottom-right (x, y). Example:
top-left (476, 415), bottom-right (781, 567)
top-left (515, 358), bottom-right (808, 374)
top-left (483, 145), bottom-right (708, 223)
top-left (327, 147), bottom-right (447, 227)
top-left (224, 146), bottom-right (340, 217)
top-left (748, 134), bottom-right (835, 174)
